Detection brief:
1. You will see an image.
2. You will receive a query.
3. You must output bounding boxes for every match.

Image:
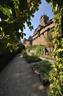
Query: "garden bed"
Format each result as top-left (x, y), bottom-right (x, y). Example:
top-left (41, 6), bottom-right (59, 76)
top-left (32, 60), bottom-right (52, 86)
top-left (23, 54), bottom-right (42, 63)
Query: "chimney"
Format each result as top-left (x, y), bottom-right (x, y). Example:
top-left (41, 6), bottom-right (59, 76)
top-left (40, 15), bottom-right (49, 26)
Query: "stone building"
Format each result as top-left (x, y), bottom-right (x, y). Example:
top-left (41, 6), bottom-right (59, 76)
top-left (24, 15), bottom-right (54, 53)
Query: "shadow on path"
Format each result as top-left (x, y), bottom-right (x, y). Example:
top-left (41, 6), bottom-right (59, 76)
top-left (0, 54), bottom-right (48, 96)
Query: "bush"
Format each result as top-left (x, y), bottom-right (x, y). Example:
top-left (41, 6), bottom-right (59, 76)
top-left (0, 43), bottom-right (25, 72)
top-left (17, 43), bottom-right (25, 53)
top-left (48, 60), bottom-right (63, 96)
top-left (35, 45), bottom-right (44, 56)
top-left (0, 51), bottom-right (17, 72)
top-left (26, 45), bottom-right (45, 56)
top-left (23, 53), bottom-right (42, 63)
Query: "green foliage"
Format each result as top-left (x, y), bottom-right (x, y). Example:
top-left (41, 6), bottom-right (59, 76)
top-left (33, 60), bottom-right (51, 79)
top-left (26, 45), bottom-right (45, 56)
top-left (45, 29), bottom-right (54, 48)
top-left (0, 0), bottom-right (41, 31)
top-left (48, 60), bottom-right (63, 96)
top-left (23, 53), bottom-right (41, 63)
top-left (46, 0), bottom-right (63, 96)
top-left (0, 0), bottom-right (41, 53)
top-left (35, 45), bottom-right (44, 56)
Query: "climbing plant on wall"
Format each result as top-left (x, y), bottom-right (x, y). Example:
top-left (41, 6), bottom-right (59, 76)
top-left (46, 0), bottom-right (63, 96)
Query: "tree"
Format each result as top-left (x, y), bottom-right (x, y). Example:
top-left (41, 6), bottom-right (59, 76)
top-left (0, 0), bottom-right (41, 53)
top-left (46, 0), bottom-right (63, 96)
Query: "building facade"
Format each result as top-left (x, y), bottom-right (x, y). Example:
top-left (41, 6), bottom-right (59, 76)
top-left (24, 15), bottom-right (54, 51)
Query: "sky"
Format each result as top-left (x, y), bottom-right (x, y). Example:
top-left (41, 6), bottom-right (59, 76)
top-left (23, 0), bottom-right (53, 39)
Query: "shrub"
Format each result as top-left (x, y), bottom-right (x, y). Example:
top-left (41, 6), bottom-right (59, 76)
top-left (26, 45), bottom-right (45, 56)
top-left (23, 54), bottom-right (42, 63)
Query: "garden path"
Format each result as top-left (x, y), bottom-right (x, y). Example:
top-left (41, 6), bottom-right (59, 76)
top-left (0, 54), bottom-right (48, 96)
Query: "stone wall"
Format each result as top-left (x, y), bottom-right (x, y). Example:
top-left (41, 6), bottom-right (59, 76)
top-left (32, 21), bottom-right (54, 47)
top-left (24, 15), bottom-right (54, 49)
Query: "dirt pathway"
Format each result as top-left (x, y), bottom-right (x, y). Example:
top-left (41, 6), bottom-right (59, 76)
top-left (0, 54), bottom-right (48, 96)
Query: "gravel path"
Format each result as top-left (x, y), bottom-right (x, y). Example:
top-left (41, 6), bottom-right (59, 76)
top-left (0, 54), bottom-right (48, 96)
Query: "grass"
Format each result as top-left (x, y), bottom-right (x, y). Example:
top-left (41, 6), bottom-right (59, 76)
top-left (23, 52), bottom-right (52, 86)
top-left (24, 52), bottom-right (52, 80)
top-left (33, 60), bottom-right (52, 80)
